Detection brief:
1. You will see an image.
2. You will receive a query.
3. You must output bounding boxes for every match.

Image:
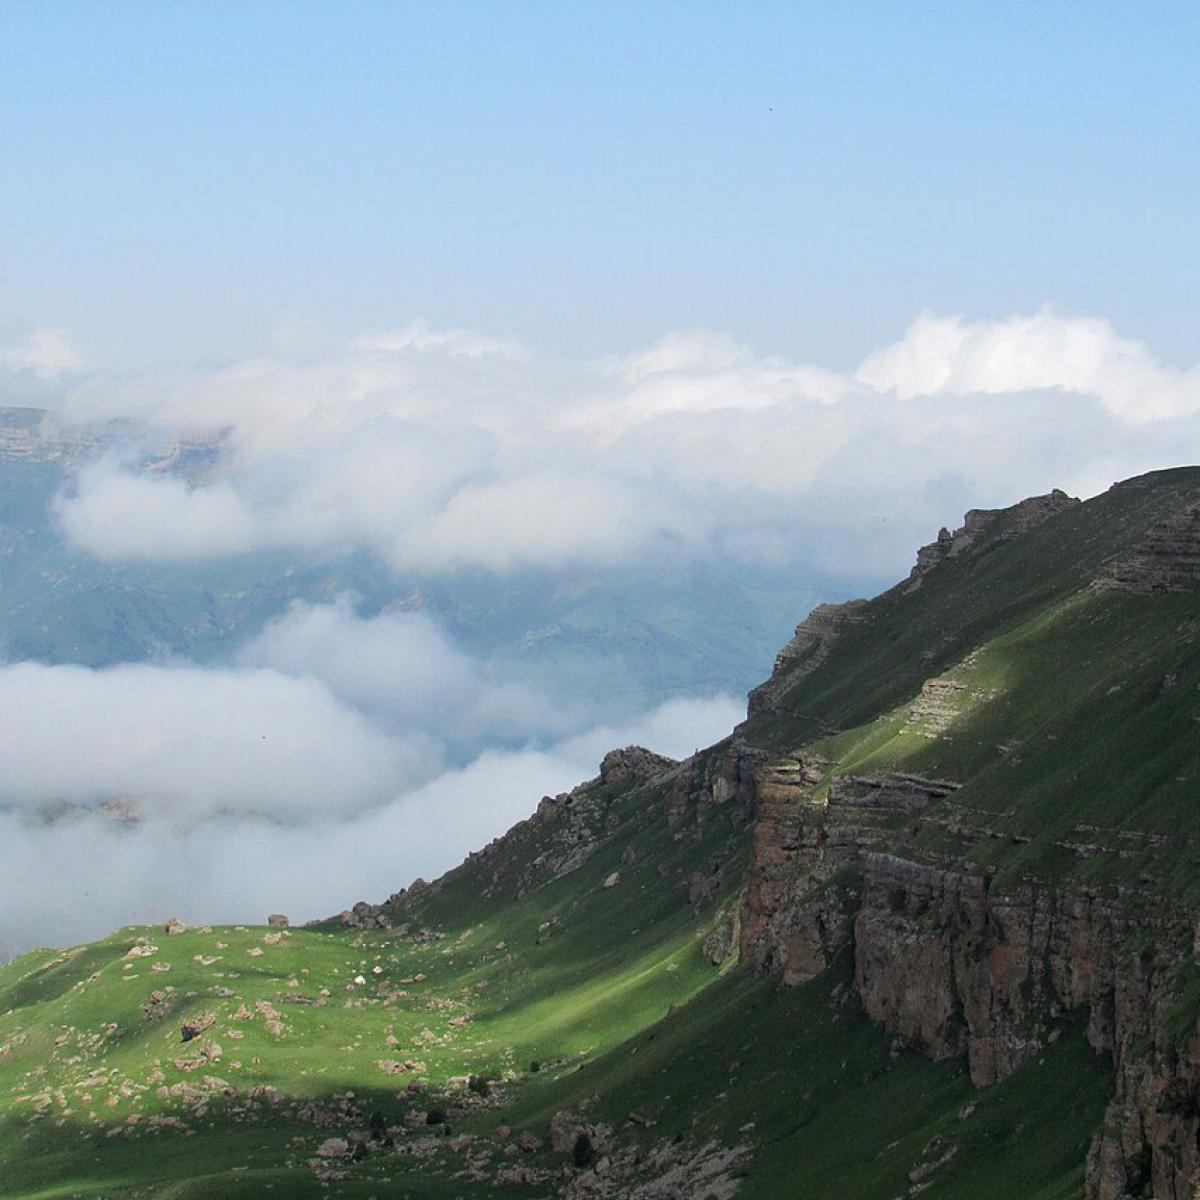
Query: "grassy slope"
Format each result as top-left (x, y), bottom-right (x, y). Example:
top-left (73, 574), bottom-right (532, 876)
top-left (750, 470), bottom-right (1200, 904)
top-left (7, 469), bottom-right (1199, 1197)
top-left (0, 876), bottom-right (1109, 1200)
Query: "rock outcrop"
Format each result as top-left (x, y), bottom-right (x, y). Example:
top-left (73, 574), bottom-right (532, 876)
top-left (598, 746), bottom-right (677, 790)
top-left (851, 852), bottom-right (1200, 1200)
top-left (663, 739), bottom-right (767, 829)
top-left (903, 489), bottom-right (1080, 592)
top-left (340, 902), bottom-right (391, 930)
top-left (739, 755), bottom-right (1200, 1199)
top-left (747, 601), bottom-right (869, 715)
top-left (1095, 503), bottom-right (1200, 593)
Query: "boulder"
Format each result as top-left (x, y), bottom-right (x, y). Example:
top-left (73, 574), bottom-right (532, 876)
top-left (599, 746), bottom-right (677, 790)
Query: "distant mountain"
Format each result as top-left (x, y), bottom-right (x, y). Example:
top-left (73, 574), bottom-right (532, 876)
top-left (5, 467), bottom-right (1200, 1197)
top-left (0, 405), bottom-right (821, 710)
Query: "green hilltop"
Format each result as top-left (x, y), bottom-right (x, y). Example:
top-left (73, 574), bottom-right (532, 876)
top-left (3, 466), bottom-right (1200, 1198)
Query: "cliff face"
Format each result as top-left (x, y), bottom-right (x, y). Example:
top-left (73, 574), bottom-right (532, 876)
top-left (747, 601), bottom-right (868, 715)
top-left (737, 473), bottom-right (1200, 1200)
top-left (1096, 502), bottom-right (1200, 593)
top-left (903, 488), bottom-right (1080, 592)
top-left (739, 753), bottom-right (1200, 1199)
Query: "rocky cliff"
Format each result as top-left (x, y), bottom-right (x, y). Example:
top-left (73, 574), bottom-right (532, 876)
top-left (736, 473), bottom-right (1200, 1200)
top-left (747, 602), bottom-right (869, 715)
top-left (904, 488), bottom-right (1080, 592)
top-left (741, 772), bottom-right (1200, 1199)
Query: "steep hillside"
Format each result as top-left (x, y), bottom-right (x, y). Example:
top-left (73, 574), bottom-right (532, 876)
top-left (738, 467), bottom-right (1200, 1200)
top-left (3, 467), bottom-right (1200, 1198)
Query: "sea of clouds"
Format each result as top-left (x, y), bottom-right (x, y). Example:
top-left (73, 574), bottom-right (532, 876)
top-left (2, 307), bottom-right (1199, 956)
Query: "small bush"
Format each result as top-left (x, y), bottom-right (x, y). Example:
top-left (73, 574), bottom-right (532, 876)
top-left (529, 1059), bottom-right (541, 1073)
top-left (425, 1107), bottom-right (447, 1125)
top-left (368, 1111), bottom-right (387, 1140)
top-left (572, 1131), bottom-right (596, 1169)
top-left (468, 1074), bottom-right (490, 1097)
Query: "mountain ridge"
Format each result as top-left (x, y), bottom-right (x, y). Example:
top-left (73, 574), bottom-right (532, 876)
top-left (4, 466), bottom-right (1200, 1198)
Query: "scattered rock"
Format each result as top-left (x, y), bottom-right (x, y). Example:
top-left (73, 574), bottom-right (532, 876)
top-left (599, 746), bottom-right (677, 790)
top-left (180, 1015), bottom-right (215, 1042)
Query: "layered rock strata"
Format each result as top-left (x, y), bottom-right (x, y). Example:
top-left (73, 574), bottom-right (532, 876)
top-left (1095, 503), bottom-right (1200, 593)
top-left (903, 489), bottom-right (1080, 592)
top-left (747, 601), bottom-right (869, 715)
top-left (739, 757), bottom-right (1200, 1200)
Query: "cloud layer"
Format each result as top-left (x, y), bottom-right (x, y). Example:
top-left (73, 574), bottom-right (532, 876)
top-left (36, 309), bottom-right (1200, 584)
top-left (4, 308), bottom-right (1200, 956)
top-left (0, 684), bottom-right (740, 957)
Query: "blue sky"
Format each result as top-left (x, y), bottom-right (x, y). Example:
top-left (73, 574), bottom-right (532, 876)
top-left (2, 1), bottom-right (1198, 365)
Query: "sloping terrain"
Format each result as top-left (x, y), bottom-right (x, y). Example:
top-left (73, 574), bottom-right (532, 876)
top-left (3, 466), bottom-right (1200, 1198)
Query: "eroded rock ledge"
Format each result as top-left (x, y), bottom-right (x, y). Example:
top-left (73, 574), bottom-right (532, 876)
top-left (747, 601), bottom-right (869, 715)
top-left (738, 752), bottom-right (1200, 1200)
top-left (1095, 502), bottom-right (1200, 593)
top-left (904, 489), bottom-right (1080, 593)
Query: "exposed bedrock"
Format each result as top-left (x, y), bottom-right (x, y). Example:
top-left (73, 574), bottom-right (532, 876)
top-left (747, 600), bottom-right (869, 716)
top-left (904, 488), bottom-right (1080, 592)
top-left (663, 737), bottom-right (767, 829)
top-left (739, 761), bottom-right (1200, 1200)
top-left (1095, 502), bottom-right (1200, 593)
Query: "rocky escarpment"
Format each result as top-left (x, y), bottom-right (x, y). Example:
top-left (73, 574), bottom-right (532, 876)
top-left (738, 752), bottom-right (1200, 1200)
top-left (663, 738), bottom-right (766, 829)
top-left (854, 855), bottom-right (1200, 1200)
top-left (1095, 503), bottom-right (1200, 593)
top-left (747, 601), bottom-right (868, 715)
top-left (748, 490), bottom-right (1080, 717)
top-left (903, 488), bottom-right (1080, 592)
top-left (0, 404), bottom-right (223, 470)
top-left (598, 745), bottom-right (678, 789)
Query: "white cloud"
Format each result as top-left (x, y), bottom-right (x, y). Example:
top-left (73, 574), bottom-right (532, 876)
top-left (56, 464), bottom-right (263, 560)
top-left (0, 688), bottom-right (742, 958)
top-left (0, 570), bottom-right (744, 957)
top-left (0, 326), bottom-right (84, 380)
top-left (238, 595), bottom-right (573, 744)
top-left (394, 470), bottom-right (702, 572)
top-left (351, 318), bottom-right (528, 361)
top-left (0, 661), bottom-right (435, 818)
top-left (554, 692), bottom-right (745, 769)
top-left (45, 311), bottom-right (1200, 581)
top-left (856, 308), bottom-right (1200, 422)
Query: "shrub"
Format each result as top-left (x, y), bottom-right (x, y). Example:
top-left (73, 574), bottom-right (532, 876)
top-left (425, 1107), bottom-right (447, 1125)
top-left (468, 1074), bottom-right (490, 1097)
top-left (572, 1131), bottom-right (596, 1169)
